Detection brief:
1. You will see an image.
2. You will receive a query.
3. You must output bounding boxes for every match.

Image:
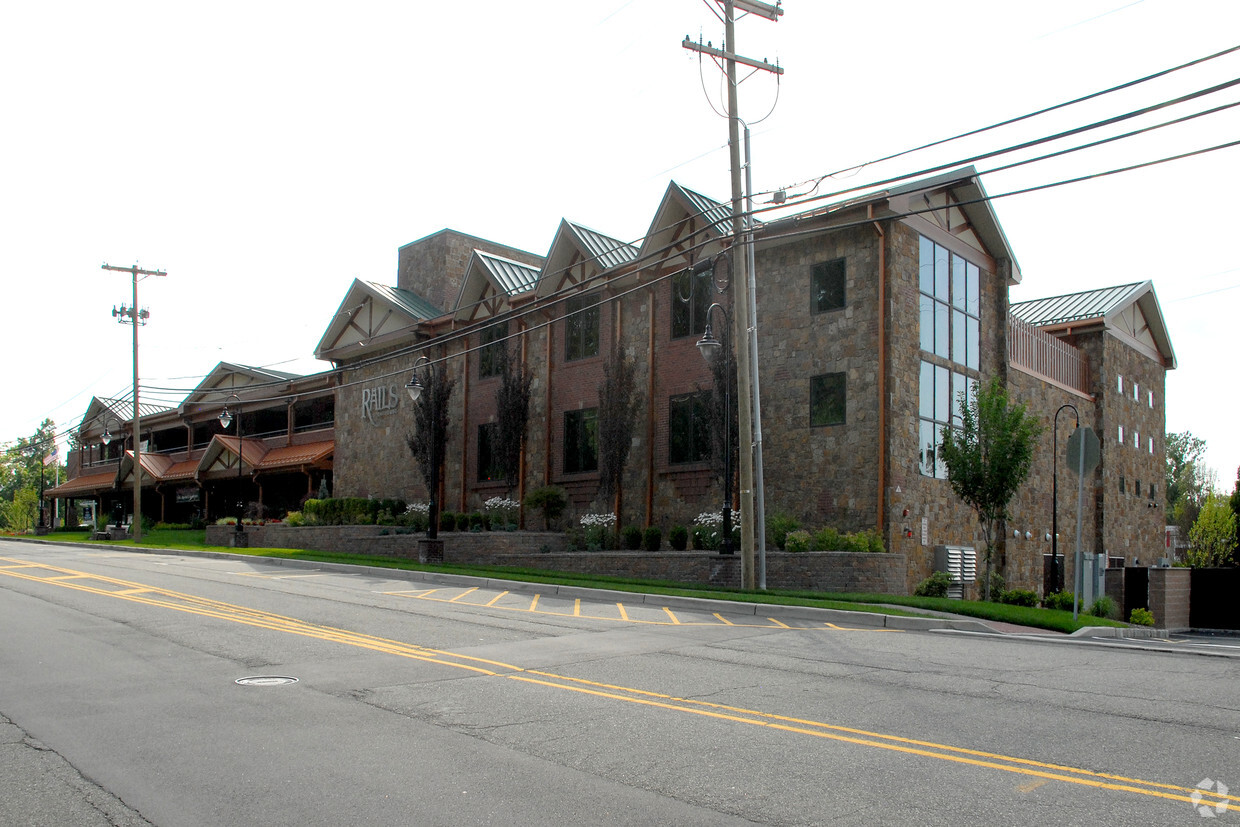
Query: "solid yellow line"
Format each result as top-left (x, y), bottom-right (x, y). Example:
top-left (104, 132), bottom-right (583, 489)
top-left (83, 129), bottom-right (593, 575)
top-left (529, 593), bottom-right (540, 612)
top-left (486, 591), bottom-right (509, 607)
top-left (449, 587), bottom-right (479, 603)
top-left (714, 613), bottom-right (735, 625)
top-left (662, 607), bottom-right (680, 625)
top-left (616, 603), bottom-right (630, 621)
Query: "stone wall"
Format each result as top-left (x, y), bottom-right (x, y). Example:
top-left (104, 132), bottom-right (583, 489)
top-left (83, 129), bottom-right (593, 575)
top-left (204, 525), bottom-right (905, 593)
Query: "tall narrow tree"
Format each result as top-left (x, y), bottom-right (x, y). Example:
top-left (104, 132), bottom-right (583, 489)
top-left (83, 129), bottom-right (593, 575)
top-left (494, 341), bottom-right (532, 496)
top-left (406, 363), bottom-right (455, 530)
top-left (939, 378), bottom-right (1042, 600)
top-left (596, 351), bottom-right (641, 508)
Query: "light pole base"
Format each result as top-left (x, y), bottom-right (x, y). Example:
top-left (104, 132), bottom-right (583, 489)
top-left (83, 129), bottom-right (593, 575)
top-left (418, 538), bottom-right (445, 564)
top-left (230, 529), bottom-right (249, 549)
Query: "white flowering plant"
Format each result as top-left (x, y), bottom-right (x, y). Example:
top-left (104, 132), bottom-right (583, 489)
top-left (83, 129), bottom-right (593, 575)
top-left (401, 502), bottom-right (431, 532)
top-left (484, 496), bottom-right (520, 530)
top-left (691, 509), bottom-right (741, 550)
top-left (578, 512), bottom-right (618, 550)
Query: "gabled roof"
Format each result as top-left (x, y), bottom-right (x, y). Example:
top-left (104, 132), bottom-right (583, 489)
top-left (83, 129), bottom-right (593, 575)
top-left (45, 469), bottom-right (118, 498)
top-left (80, 396), bottom-right (173, 433)
top-left (181, 362), bottom-right (303, 409)
top-left (314, 279), bottom-right (441, 362)
top-left (638, 181), bottom-right (741, 269)
top-left (1012, 280), bottom-right (1176, 369)
top-left (453, 250), bottom-right (542, 322)
top-left (537, 219), bottom-right (639, 298)
top-left (254, 440), bottom-right (334, 470)
top-left (197, 434), bottom-right (266, 477)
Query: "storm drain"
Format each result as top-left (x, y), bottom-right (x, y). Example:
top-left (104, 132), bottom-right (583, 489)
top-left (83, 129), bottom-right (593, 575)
top-left (235, 676), bottom-right (299, 686)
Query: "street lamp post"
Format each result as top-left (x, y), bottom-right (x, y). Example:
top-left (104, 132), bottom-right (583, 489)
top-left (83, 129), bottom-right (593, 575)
top-left (218, 394), bottom-right (245, 542)
top-left (1052, 404), bottom-right (1080, 595)
top-left (697, 302), bottom-right (735, 556)
top-left (405, 357), bottom-right (439, 541)
top-left (37, 443), bottom-right (47, 533)
top-left (99, 417), bottom-right (126, 529)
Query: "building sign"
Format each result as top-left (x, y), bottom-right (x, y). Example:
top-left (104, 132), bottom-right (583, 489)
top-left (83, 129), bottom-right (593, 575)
top-left (361, 384), bottom-right (401, 425)
top-left (176, 487), bottom-right (201, 503)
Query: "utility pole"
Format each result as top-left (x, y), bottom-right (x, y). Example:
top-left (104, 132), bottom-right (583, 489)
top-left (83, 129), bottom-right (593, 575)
top-left (684, 0), bottom-right (783, 589)
top-left (104, 262), bottom-right (167, 542)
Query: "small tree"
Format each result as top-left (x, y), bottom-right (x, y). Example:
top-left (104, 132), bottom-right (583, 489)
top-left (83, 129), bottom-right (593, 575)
top-left (596, 351), bottom-right (641, 506)
top-left (494, 342), bottom-right (532, 495)
top-left (939, 377), bottom-right (1042, 600)
top-left (1166, 431), bottom-right (1213, 539)
top-left (1187, 492), bottom-right (1237, 568)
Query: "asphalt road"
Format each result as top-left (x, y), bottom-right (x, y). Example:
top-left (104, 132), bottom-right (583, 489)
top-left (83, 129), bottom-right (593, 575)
top-left (2, 538), bottom-right (1237, 825)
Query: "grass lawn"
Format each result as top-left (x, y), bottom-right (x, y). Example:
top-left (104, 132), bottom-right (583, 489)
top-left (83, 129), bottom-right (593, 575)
top-left (26, 528), bottom-right (1128, 633)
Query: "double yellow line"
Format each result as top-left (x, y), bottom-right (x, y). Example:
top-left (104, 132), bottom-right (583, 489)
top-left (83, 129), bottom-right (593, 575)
top-left (2, 555), bottom-right (1233, 813)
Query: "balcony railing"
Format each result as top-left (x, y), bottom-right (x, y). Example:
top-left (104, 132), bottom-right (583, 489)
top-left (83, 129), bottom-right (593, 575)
top-left (1007, 314), bottom-right (1091, 395)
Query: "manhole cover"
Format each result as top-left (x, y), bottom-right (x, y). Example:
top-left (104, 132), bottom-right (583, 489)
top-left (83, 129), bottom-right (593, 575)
top-left (235, 676), bottom-right (299, 686)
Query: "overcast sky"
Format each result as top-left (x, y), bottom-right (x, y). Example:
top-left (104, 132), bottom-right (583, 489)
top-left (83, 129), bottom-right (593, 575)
top-left (4, 0), bottom-right (1238, 490)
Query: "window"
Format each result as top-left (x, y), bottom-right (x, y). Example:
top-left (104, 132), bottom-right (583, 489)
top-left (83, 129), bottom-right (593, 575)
top-left (810, 372), bottom-right (846, 426)
top-left (668, 392), bottom-right (711, 464)
top-left (811, 258), bottom-right (846, 314)
top-left (476, 423), bottom-right (504, 482)
top-left (565, 294), bottom-right (600, 361)
top-left (563, 408), bottom-right (598, 473)
top-left (1117, 375), bottom-right (1124, 394)
top-left (1148, 435), bottom-right (1154, 454)
top-left (1148, 389), bottom-right (1154, 408)
top-left (918, 360), bottom-right (976, 479)
top-left (1134, 429), bottom-right (1140, 449)
top-left (1118, 425), bottom-right (1124, 446)
top-left (919, 237), bottom-right (980, 371)
top-left (672, 269), bottom-right (711, 339)
top-left (1133, 382), bottom-right (1139, 402)
top-left (1149, 484), bottom-right (1157, 500)
top-left (1135, 480), bottom-right (1142, 497)
top-left (1119, 475), bottom-right (1125, 494)
top-left (479, 321), bottom-right (508, 378)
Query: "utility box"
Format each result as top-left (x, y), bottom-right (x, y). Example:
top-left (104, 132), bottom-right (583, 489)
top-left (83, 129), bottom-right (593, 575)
top-left (933, 545), bottom-right (977, 600)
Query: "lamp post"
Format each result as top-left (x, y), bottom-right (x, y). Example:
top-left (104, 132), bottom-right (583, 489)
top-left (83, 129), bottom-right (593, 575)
top-left (1052, 403), bottom-right (1080, 595)
top-left (697, 302), bottom-right (735, 556)
top-left (99, 417), bottom-right (124, 528)
top-left (37, 443), bottom-right (47, 533)
top-left (218, 393), bottom-right (245, 540)
top-left (405, 357), bottom-right (439, 541)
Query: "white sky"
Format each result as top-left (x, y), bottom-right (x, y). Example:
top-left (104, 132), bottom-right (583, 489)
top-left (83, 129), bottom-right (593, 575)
top-left (3, 0), bottom-right (1238, 490)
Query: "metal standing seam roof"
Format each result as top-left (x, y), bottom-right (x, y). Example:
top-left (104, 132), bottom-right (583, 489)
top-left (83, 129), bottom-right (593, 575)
top-left (98, 397), bottom-right (175, 421)
top-left (566, 222), bottom-right (639, 271)
top-left (677, 183), bottom-right (757, 236)
top-left (365, 282), bottom-right (442, 320)
top-left (255, 440), bottom-right (334, 470)
top-left (45, 470), bottom-right (119, 497)
top-left (475, 250), bottom-right (541, 296)
top-left (1010, 282), bottom-right (1146, 327)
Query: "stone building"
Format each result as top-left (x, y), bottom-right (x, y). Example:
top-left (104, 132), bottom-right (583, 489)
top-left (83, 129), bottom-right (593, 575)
top-left (48, 166), bottom-right (1176, 596)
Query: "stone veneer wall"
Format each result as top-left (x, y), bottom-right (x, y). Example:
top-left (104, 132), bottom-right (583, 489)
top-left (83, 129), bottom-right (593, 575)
top-left (205, 525), bottom-right (905, 593)
top-left (1003, 367), bottom-right (1099, 593)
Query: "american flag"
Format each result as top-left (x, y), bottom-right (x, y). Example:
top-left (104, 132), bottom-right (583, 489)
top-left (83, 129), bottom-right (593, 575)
top-left (43, 443), bottom-right (59, 466)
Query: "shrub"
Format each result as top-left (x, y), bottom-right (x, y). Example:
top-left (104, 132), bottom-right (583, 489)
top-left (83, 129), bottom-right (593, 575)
top-left (691, 525), bottom-right (715, 551)
top-left (622, 525), bottom-right (643, 550)
top-left (669, 525), bottom-right (688, 551)
top-left (152, 522), bottom-right (192, 531)
top-left (1086, 595), bottom-right (1116, 619)
top-left (1129, 607), bottom-right (1155, 626)
top-left (984, 571), bottom-right (1006, 602)
top-left (467, 512), bottom-right (485, 531)
top-left (642, 526), bottom-right (662, 551)
top-left (284, 511), bottom-right (305, 527)
top-left (914, 570), bottom-right (954, 598)
top-left (484, 497), bottom-right (519, 530)
top-left (767, 513), bottom-right (801, 550)
top-left (524, 486), bottom-right (568, 530)
top-left (439, 511), bottom-right (457, 532)
top-left (812, 526), bottom-right (841, 551)
top-left (1001, 589), bottom-right (1038, 607)
top-left (1043, 591), bottom-right (1074, 611)
top-left (400, 503), bottom-right (429, 532)
top-left (785, 530), bottom-right (812, 553)
top-left (580, 513), bottom-right (617, 550)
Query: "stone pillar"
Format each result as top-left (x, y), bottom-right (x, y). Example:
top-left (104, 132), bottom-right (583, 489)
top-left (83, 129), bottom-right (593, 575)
top-left (418, 538), bottom-right (445, 564)
top-left (1147, 567), bottom-right (1190, 631)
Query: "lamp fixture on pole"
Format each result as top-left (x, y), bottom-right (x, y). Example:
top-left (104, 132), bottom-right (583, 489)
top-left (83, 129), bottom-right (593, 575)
top-left (219, 393), bottom-right (244, 538)
top-left (1052, 403), bottom-right (1080, 595)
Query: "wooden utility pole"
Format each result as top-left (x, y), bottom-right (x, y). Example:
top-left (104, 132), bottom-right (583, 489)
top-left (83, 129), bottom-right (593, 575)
top-left (684, 0), bottom-right (783, 588)
top-left (103, 262), bottom-right (167, 542)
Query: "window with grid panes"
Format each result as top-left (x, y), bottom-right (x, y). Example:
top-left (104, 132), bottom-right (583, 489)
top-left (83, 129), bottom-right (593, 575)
top-left (478, 321), bottom-right (508, 378)
top-left (811, 258), bottom-right (846, 314)
top-left (668, 392), bottom-right (711, 464)
top-left (565, 293), bottom-right (600, 361)
top-left (563, 408), bottom-right (598, 473)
